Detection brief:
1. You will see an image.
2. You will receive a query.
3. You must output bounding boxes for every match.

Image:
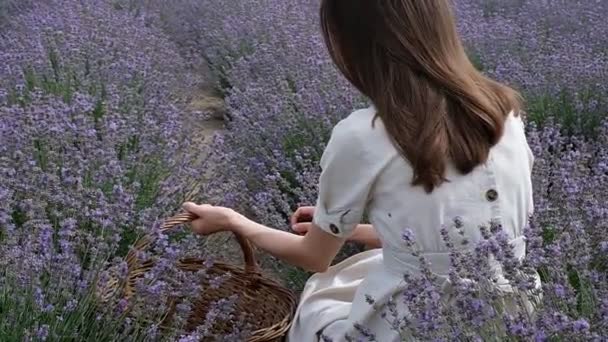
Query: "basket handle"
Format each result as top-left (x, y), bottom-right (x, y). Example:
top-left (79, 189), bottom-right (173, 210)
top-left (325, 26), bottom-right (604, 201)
top-left (160, 212), bottom-right (259, 273)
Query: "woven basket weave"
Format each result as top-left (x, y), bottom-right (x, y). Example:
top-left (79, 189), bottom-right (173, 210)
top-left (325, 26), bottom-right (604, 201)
top-left (99, 212), bottom-right (297, 341)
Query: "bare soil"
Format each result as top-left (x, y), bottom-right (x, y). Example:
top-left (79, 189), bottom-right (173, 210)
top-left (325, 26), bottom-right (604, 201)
top-left (184, 87), bottom-right (303, 289)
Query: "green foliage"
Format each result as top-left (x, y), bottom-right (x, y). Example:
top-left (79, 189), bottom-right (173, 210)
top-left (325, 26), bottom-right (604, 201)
top-left (130, 158), bottom-right (170, 211)
top-left (527, 88), bottom-right (605, 135)
top-left (467, 49), bottom-right (486, 72)
top-left (538, 227), bottom-right (598, 320)
top-left (92, 98), bottom-right (106, 123)
top-left (284, 267), bottom-right (311, 291)
top-left (33, 138), bottom-right (49, 171)
top-left (0, 271), bottom-right (151, 341)
top-left (281, 114), bottom-right (330, 162)
top-left (0, 0), bottom-right (33, 29)
top-left (115, 226), bottom-right (141, 258)
top-left (541, 226), bottom-right (557, 245)
top-left (9, 208), bottom-right (26, 228)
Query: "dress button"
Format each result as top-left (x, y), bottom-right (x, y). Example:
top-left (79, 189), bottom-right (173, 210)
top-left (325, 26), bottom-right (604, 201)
top-left (329, 224), bottom-right (340, 235)
top-left (486, 189), bottom-right (499, 202)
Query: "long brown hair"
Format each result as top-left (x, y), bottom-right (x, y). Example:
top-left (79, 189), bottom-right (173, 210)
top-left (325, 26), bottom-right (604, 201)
top-left (320, 0), bottom-right (521, 192)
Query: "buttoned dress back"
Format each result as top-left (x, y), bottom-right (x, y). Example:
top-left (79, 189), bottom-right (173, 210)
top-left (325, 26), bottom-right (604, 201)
top-left (287, 107), bottom-right (536, 341)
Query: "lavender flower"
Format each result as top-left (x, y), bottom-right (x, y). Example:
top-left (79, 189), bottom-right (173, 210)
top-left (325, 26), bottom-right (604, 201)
top-left (2, 0), bottom-right (608, 340)
top-left (35, 324), bottom-right (50, 341)
top-left (0, 0), bottom-right (219, 339)
top-left (156, 0), bottom-right (605, 338)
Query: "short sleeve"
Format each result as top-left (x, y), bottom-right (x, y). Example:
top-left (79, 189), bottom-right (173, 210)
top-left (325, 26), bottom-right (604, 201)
top-left (517, 112), bottom-right (535, 217)
top-left (313, 121), bottom-right (375, 239)
top-left (526, 142), bottom-right (534, 170)
top-left (519, 114), bottom-right (535, 170)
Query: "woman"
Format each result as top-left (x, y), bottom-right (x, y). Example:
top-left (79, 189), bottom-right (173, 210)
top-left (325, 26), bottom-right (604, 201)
top-left (183, 0), bottom-right (536, 340)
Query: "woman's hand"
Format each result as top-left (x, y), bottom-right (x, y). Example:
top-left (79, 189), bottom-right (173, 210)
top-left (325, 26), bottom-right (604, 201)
top-left (290, 207), bottom-right (382, 249)
top-left (183, 203), bottom-right (344, 273)
top-left (292, 219), bottom-right (383, 250)
top-left (182, 202), bottom-right (241, 236)
top-left (290, 206), bottom-right (315, 234)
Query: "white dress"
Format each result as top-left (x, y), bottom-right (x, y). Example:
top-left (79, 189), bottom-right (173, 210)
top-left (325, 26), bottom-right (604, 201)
top-left (287, 106), bottom-right (537, 342)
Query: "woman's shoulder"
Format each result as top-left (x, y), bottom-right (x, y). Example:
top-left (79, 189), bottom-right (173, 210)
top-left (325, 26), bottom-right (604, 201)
top-left (334, 105), bottom-right (376, 132)
top-left (501, 110), bottom-right (529, 143)
top-left (332, 105), bottom-right (389, 145)
top-left (326, 105), bottom-right (396, 163)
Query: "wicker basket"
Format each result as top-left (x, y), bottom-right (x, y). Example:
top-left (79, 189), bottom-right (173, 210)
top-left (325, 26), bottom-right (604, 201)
top-left (99, 212), bottom-right (298, 341)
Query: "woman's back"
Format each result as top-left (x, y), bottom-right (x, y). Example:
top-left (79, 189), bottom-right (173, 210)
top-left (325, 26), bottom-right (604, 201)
top-left (288, 106), bottom-right (536, 340)
top-left (356, 107), bottom-right (535, 255)
top-left (276, 0), bottom-right (536, 339)
top-left (313, 105), bottom-right (534, 274)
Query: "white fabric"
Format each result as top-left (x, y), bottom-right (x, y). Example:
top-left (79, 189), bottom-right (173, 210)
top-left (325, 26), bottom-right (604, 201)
top-left (287, 107), bottom-right (536, 341)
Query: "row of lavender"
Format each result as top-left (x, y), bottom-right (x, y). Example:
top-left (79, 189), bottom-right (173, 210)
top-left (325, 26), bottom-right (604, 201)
top-left (0, 1), bottom-right (245, 340)
top-left (151, 0), bottom-right (608, 339)
top-left (0, 0), bottom-right (33, 28)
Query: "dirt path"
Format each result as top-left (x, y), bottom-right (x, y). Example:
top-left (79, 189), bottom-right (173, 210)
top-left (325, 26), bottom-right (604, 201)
top-left (183, 87), bottom-right (293, 281)
top-left (179, 64), bottom-right (308, 291)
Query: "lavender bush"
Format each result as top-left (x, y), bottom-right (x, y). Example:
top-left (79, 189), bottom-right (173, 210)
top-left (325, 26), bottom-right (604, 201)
top-left (343, 121), bottom-right (608, 340)
top-left (0, 0), bottom-right (35, 29)
top-left (147, 0), bottom-right (608, 338)
top-left (0, 0), bottom-right (246, 340)
top-left (149, 0), bottom-right (608, 225)
top-left (2, 0), bottom-right (607, 339)
top-left (455, 1), bottom-right (608, 134)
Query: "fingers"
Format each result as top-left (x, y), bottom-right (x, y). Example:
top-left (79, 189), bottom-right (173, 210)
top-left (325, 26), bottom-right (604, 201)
top-left (291, 206), bottom-right (314, 226)
top-left (182, 202), bottom-right (210, 217)
top-left (292, 222), bottom-right (312, 234)
top-left (290, 207), bottom-right (302, 226)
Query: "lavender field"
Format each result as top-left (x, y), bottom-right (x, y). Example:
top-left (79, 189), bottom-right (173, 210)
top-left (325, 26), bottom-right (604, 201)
top-left (1, 0), bottom-right (607, 340)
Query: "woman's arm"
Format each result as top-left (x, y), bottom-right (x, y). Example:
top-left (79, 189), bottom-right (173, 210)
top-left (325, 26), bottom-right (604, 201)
top-left (229, 214), bottom-right (346, 272)
top-left (291, 206), bottom-right (382, 249)
top-left (348, 224), bottom-right (382, 249)
top-left (293, 221), bottom-right (382, 249)
top-left (183, 203), bottom-right (345, 273)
